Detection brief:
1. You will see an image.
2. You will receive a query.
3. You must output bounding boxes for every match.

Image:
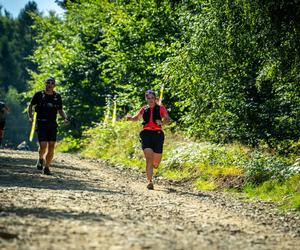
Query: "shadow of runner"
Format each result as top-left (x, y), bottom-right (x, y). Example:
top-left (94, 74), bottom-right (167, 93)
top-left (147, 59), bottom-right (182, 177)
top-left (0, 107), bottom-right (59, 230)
top-left (153, 186), bottom-right (212, 199)
top-left (0, 154), bottom-right (85, 172)
top-left (0, 205), bottom-right (113, 222)
top-left (0, 155), bottom-right (125, 195)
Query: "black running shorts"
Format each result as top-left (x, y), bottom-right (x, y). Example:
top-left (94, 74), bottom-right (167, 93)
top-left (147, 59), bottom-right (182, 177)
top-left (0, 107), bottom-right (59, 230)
top-left (36, 121), bottom-right (57, 142)
top-left (140, 130), bottom-right (164, 153)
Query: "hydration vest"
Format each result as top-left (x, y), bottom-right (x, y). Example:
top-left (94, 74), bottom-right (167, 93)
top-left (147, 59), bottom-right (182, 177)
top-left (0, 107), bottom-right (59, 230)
top-left (142, 104), bottom-right (162, 125)
top-left (36, 91), bottom-right (60, 110)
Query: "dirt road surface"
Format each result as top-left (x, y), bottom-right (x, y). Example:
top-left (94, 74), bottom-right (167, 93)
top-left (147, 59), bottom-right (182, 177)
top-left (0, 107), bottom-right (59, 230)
top-left (0, 149), bottom-right (299, 250)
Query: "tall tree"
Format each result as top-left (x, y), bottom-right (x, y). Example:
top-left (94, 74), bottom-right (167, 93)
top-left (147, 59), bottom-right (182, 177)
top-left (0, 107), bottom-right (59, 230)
top-left (15, 1), bottom-right (39, 92)
top-left (28, 0), bottom-right (180, 135)
top-left (0, 9), bottom-right (18, 92)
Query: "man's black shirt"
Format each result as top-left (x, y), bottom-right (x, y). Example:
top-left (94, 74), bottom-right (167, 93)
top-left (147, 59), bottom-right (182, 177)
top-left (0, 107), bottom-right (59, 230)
top-left (30, 91), bottom-right (62, 122)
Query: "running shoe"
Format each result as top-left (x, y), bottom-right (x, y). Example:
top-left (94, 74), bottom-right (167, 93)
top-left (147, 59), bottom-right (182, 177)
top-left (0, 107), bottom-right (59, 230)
top-left (43, 167), bottom-right (51, 175)
top-left (36, 159), bottom-right (43, 170)
top-left (147, 182), bottom-right (154, 190)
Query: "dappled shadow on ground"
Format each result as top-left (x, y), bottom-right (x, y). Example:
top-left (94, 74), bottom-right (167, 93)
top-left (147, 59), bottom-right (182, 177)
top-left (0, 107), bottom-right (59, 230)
top-left (0, 153), bottom-right (88, 172)
top-left (0, 205), bottom-right (112, 222)
top-left (0, 155), bottom-right (125, 195)
top-left (154, 186), bottom-right (212, 199)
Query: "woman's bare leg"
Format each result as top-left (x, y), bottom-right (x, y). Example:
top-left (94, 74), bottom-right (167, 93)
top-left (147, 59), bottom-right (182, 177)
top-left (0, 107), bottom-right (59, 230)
top-left (153, 153), bottom-right (162, 169)
top-left (143, 148), bottom-right (154, 183)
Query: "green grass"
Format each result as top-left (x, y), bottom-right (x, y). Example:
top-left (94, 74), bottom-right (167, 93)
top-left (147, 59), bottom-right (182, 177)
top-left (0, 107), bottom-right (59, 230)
top-left (161, 169), bottom-right (192, 180)
top-left (56, 136), bottom-right (81, 153)
top-left (194, 178), bottom-right (217, 190)
top-left (244, 175), bottom-right (300, 210)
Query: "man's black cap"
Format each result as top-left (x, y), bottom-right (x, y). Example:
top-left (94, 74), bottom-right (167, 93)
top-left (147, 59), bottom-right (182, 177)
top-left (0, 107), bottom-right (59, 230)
top-left (45, 77), bottom-right (55, 83)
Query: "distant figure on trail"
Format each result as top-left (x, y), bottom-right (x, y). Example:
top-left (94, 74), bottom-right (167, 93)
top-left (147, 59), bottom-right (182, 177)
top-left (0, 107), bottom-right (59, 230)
top-left (0, 101), bottom-right (9, 147)
top-left (27, 77), bottom-right (69, 175)
top-left (127, 90), bottom-right (170, 190)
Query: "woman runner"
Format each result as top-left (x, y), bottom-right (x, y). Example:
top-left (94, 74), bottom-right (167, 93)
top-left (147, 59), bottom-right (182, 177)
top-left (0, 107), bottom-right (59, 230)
top-left (127, 90), bottom-right (170, 190)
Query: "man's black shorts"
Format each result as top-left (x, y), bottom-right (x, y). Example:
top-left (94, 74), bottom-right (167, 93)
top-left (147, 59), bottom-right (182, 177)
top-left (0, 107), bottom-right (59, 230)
top-left (36, 121), bottom-right (57, 142)
top-left (140, 130), bottom-right (165, 153)
top-left (0, 121), bottom-right (5, 130)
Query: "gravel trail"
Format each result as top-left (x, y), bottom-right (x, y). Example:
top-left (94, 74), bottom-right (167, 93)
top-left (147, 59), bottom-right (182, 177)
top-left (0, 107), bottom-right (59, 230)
top-left (0, 149), bottom-right (299, 250)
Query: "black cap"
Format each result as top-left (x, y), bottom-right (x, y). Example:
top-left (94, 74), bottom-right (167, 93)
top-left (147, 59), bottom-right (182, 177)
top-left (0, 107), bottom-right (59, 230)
top-left (45, 77), bottom-right (55, 83)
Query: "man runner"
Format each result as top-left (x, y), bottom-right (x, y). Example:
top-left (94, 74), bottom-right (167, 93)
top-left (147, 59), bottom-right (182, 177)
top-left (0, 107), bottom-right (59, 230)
top-left (28, 77), bottom-right (68, 175)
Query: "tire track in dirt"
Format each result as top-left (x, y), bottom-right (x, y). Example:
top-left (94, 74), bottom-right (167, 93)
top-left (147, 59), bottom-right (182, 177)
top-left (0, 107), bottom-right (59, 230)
top-left (0, 149), bottom-right (299, 250)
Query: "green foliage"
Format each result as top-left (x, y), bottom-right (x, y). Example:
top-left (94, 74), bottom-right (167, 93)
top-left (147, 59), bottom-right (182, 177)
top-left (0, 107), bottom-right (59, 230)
top-left (24, 0), bottom-right (300, 149)
top-left (194, 178), bottom-right (217, 190)
top-left (26, 7), bottom-right (107, 136)
top-left (79, 121), bottom-right (144, 168)
top-left (0, 2), bottom-right (39, 147)
top-left (56, 135), bottom-right (81, 152)
top-left (244, 174), bottom-right (300, 210)
top-left (160, 0), bottom-right (300, 146)
top-left (0, 2), bottom-right (39, 93)
top-left (160, 140), bottom-right (245, 185)
top-left (27, 0), bottom-right (180, 136)
top-left (244, 152), bottom-right (300, 184)
top-left (162, 141), bottom-right (247, 171)
top-left (0, 0), bottom-right (298, 149)
top-left (3, 86), bottom-right (29, 147)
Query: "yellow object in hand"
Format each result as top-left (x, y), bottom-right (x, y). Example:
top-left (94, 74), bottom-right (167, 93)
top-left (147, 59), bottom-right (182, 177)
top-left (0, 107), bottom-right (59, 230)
top-left (158, 84), bottom-right (164, 105)
top-left (29, 112), bottom-right (37, 142)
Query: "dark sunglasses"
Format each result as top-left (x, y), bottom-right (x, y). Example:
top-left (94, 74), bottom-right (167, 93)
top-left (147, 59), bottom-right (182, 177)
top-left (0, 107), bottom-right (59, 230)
top-left (46, 81), bottom-right (55, 85)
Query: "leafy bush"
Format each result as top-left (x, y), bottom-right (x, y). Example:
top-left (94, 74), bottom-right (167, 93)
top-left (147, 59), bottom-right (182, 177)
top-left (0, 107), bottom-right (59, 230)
top-left (79, 121), bottom-right (144, 168)
top-left (244, 152), bottom-right (300, 184)
top-left (163, 141), bottom-right (247, 171)
top-left (4, 87), bottom-right (30, 147)
top-left (56, 136), bottom-right (81, 153)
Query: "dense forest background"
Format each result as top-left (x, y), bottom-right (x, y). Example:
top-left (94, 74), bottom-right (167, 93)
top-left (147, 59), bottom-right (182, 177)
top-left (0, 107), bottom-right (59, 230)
top-left (1, 0), bottom-right (299, 153)
top-left (0, 1), bottom-right (39, 146)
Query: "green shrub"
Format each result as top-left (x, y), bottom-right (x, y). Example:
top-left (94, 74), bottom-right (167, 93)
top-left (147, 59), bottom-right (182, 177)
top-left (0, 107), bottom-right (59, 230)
top-left (80, 121), bottom-right (144, 168)
top-left (56, 136), bottom-right (81, 152)
top-left (162, 141), bottom-right (247, 171)
top-left (244, 152), bottom-right (300, 184)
